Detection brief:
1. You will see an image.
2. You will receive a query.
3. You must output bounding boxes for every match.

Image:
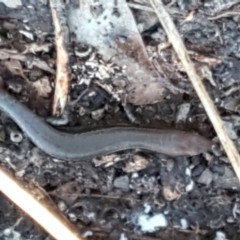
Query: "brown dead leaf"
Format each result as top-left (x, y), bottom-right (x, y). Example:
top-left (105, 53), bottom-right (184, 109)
top-left (183, 10), bottom-right (196, 22)
top-left (162, 186), bottom-right (181, 201)
top-left (49, 181), bottom-right (82, 204)
top-left (23, 43), bottom-right (53, 54)
top-left (127, 81), bottom-right (165, 105)
top-left (122, 154), bottom-right (149, 173)
top-left (31, 76), bottom-right (52, 98)
top-left (158, 41), bottom-right (171, 52)
top-left (93, 154), bottom-right (123, 167)
top-left (31, 58), bottom-right (55, 74)
top-left (3, 59), bottom-right (26, 80)
top-left (112, 32), bottom-right (167, 105)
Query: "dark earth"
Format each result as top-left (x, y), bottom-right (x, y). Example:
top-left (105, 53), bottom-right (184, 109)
top-left (1, 0), bottom-right (240, 239)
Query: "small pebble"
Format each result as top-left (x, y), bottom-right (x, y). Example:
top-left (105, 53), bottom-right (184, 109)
top-left (91, 108), bottom-right (105, 121)
top-left (185, 179), bottom-right (194, 192)
top-left (58, 201), bottom-right (67, 212)
top-left (213, 167), bottom-right (239, 190)
top-left (83, 231), bottom-right (93, 238)
top-left (79, 106), bottom-right (86, 116)
top-left (185, 167), bottom-right (191, 176)
top-left (144, 203), bottom-right (152, 214)
top-left (131, 172), bottom-right (139, 178)
top-left (113, 175), bottom-right (129, 191)
top-left (212, 143), bottom-right (223, 157)
top-left (137, 213), bottom-right (168, 233)
top-left (223, 121), bottom-right (237, 140)
top-left (175, 103), bottom-right (191, 123)
top-left (210, 164), bottom-right (225, 176)
top-left (119, 233), bottom-right (128, 240)
top-left (180, 218), bottom-right (189, 229)
top-left (166, 159), bottom-right (174, 172)
top-left (29, 147), bottom-right (43, 167)
top-left (221, 97), bottom-right (238, 112)
top-left (192, 164), bottom-right (206, 178)
top-left (68, 213), bottom-right (77, 222)
top-left (214, 231), bottom-right (227, 240)
top-left (226, 216), bottom-right (234, 223)
top-left (197, 168), bottom-right (213, 186)
top-left (87, 212), bottom-right (96, 221)
top-left (3, 229), bottom-right (21, 238)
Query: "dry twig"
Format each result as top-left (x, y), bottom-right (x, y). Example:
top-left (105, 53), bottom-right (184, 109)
top-left (127, 2), bottom-right (185, 15)
top-left (50, 0), bottom-right (70, 116)
top-left (207, 10), bottom-right (240, 20)
top-left (0, 167), bottom-right (83, 240)
top-left (149, 0), bottom-right (240, 182)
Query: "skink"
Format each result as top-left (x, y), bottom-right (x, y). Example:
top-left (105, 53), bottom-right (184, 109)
top-left (0, 89), bottom-right (212, 161)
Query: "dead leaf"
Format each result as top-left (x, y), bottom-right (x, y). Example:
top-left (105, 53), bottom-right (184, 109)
top-left (183, 10), bottom-right (196, 22)
top-left (68, 0), bottom-right (168, 105)
top-left (23, 43), bottom-right (53, 54)
top-left (158, 41), bottom-right (171, 52)
top-left (31, 76), bottom-right (52, 97)
top-left (3, 59), bottom-right (26, 80)
top-left (49, 181), bottom-right (82, 204)
top-left (19, 30), bottom-right (34, 40)
top-left (122, 154), bottom-right (149, 173)
top-left (93, 154), bottom-right (123, 167)
top-left (162, 186), bottom-right (181, 201)
top-left (31, 58), bottom-right (55, 74)
top-left (0, 49), bottom-right (55, 74)
top-left (127, 81), bottom-right (165, 105)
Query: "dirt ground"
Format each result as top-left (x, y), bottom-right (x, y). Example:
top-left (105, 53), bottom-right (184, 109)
top-left (0, 0), bottom-right (240, 240)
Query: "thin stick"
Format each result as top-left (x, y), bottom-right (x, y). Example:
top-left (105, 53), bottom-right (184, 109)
top-left (127, 2), bottom-right (154, 12)
top-left (207, 11), bottom-right (240, 20)
top-left (149, 0), bottom-right (240, 182)
top-left (50, 0), bottom-right (70, 116)
top-left (127, 2), bottom-right (185, 15)
top-left (0, 168), bottom-right (83, 240)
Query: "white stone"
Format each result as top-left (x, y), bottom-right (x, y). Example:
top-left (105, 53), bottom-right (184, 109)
top-left (137, 213), bottom-right (168, 233)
